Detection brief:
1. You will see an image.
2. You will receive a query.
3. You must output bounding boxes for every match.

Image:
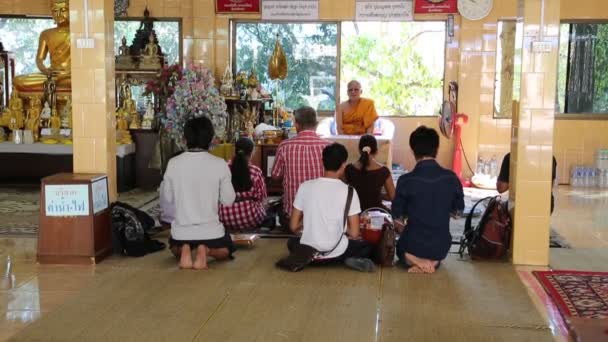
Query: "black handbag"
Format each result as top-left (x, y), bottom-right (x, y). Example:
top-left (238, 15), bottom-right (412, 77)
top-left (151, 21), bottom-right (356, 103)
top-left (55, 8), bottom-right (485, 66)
top-left (276, 187), bottom-right (354, 272)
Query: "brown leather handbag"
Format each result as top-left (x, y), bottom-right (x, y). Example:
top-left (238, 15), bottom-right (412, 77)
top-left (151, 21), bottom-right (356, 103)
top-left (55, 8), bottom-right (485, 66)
top-left (374, 222), bottom-right (396, 266)
top-left (363, 207), bottom-right (396, 266)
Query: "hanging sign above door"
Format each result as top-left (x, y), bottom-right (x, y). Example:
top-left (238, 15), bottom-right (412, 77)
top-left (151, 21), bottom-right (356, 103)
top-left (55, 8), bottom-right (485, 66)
top-left (414, 0), bottom-right (457, 14)
top-left (216, 0), bottom-right (260, 13)
top-left (355, 0), bottom-right (413, 21)
top-left (262, 0), bottom-right (319, 20)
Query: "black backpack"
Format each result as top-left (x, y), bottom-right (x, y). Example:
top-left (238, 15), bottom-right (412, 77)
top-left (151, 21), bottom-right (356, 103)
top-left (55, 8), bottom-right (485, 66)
top-left (459, 196), bottom-right (512, 260)
top-left (111, 202), bottom-right (165, 257)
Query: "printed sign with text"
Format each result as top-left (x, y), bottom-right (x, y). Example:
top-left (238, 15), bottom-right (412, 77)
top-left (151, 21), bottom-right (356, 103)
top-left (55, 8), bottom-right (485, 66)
top-left (355, 0), bottom-right (413, 21)
top-left (216, 0), bottom-right (260, 13)
top-left (414, 0), bottom-right (457, 14)
top-left (45, 184), bottom-right (90, 217)
top-left (262, 0), bottom-right (319, 21)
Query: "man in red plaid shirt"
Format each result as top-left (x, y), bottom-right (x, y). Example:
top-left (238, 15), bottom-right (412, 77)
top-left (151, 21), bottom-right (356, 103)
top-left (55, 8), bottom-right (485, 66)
top-left (272, 106), bottom-right (330, 226)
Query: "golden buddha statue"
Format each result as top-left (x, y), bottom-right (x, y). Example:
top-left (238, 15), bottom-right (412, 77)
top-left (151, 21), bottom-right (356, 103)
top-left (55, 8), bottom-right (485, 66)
top-left (25, 96), bottom-right (43, 141)
top-left (49, 108), bottom-right (61, 131)
top-left (2, 89), bottom-right (25, 129)
top-left (13, 0), bottom-right (71, 93)
top-left (140, 33), bottom-right (161, 70)
top-left (115, 107), bottom-right (132, 144)
top-left (126, 99), bottom-right (141, 129)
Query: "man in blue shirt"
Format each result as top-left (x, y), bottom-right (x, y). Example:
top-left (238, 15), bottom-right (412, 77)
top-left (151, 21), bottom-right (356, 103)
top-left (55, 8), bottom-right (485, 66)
top-left (392, 126), bottom-right (464, 273)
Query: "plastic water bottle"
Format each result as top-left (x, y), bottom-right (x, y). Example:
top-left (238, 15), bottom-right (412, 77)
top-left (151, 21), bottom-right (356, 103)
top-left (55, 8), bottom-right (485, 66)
top-left (476, 157), bottom-right (485, 175)
top-left (489, 156), bottom-right (498, 178)
top-left (583, 168), bottom-right (589, 187)
top-left (483, 159), bottom-right (491, 176)
top-left (571, 166), bottom-right (581, 187)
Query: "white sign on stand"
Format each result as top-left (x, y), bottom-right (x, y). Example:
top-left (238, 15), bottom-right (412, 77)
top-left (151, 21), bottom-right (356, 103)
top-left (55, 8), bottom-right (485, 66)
top-left (262, 0), bottom-right (319, 21)
top-left (91, 177), bottom-right (109, 214)
top-left (356, 0), bottom-right (413, 21)
top-left (45, 184), bottom-right (90, 216)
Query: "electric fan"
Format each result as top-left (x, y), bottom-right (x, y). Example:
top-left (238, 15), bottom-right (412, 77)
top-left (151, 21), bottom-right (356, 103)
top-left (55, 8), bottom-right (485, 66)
top-left (439, 81), bottom-right (470, 187)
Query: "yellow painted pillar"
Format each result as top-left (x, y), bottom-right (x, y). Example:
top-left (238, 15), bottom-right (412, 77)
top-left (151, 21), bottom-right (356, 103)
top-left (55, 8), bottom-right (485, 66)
top-left (69, 0), bottom-right (117, 201)
top-left (510, 0), bottom-right (560, 265)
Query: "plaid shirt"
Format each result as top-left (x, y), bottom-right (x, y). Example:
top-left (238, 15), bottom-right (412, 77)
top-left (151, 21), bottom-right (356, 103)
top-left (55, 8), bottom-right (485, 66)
top-left (219, 164), bottom-right (267, 231)
top-left (271, 130), bottom-right (330, 215)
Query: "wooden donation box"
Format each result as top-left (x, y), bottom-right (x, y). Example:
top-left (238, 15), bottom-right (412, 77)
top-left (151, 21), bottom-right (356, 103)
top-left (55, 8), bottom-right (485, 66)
top-left (38, 173), bottom-right (112, 264)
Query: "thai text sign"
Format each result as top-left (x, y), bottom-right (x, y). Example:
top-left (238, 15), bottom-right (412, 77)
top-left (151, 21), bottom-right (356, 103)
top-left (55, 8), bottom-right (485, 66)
top-left (356, 0), bottom-right (413, 21)
top-left (262, 0), bottom-right (319, 20)
top-left (216, 0), bottom-right (260, 13)
top-left (45, 184), bottom-right (89, 217)
top-left (414, 0), bottom-right (457, 14)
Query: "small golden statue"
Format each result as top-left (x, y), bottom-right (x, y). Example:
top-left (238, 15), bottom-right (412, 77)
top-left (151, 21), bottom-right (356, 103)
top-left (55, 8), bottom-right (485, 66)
top-left (49, 108), bottom-right (61, 131)
top-left (119, 74), bottom-right (132, 107)
top-left (140, 33), bottom-right (161, 70)
top-left (13, 0), bottom-right (71, 93)
top-left (2, 89), bottom-right (25, 129)
top-left (115, 106), bottom-right (133, 144)
top-left (25, 96), bottom-right (42, 141)
top-left (126, 99), bottom-right (140, 129)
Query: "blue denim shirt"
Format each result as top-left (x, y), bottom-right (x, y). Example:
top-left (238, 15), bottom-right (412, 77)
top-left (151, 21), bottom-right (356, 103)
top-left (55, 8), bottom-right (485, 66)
top-left (392, 159), bottom-right (464, 261)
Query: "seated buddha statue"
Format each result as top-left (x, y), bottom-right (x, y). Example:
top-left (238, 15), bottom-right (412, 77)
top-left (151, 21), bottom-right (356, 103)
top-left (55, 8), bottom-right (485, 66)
top-left (115, 106), bottom-right (133, 144)
top-left (115, 36), bottom-right (135, 69)
top-left (49, 107), bottom-right (61, 132)
top-left (140, 33), bottom-right (161, 70)
top-left (13, 0), bottom-right (71, 93)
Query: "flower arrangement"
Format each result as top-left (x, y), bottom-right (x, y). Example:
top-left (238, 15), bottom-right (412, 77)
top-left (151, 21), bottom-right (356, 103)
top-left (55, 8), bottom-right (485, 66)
top-left (163, 64), bottom-right (228, 148)
top-left (144, 64), bottom-right (183, 100)
top-left (235, 70), bottom-right (249, 89)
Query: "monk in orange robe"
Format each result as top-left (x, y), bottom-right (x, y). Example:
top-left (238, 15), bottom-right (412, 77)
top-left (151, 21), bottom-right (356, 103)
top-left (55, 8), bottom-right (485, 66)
top-left (335, 80), bottom-right (378, 135)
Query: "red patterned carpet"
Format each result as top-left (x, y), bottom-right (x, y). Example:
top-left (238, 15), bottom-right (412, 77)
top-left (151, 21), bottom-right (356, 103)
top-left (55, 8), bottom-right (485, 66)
top-left (534, 270), bottom-right (608, 319)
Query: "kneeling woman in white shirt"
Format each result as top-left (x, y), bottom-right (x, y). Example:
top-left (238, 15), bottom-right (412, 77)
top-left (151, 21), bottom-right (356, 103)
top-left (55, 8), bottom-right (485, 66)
top-left (160, 117), bottom-right (236, 270)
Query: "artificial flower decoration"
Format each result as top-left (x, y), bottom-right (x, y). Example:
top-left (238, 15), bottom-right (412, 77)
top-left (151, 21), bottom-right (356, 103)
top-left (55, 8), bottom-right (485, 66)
top-left (162, 64), bottom-right (228, 147)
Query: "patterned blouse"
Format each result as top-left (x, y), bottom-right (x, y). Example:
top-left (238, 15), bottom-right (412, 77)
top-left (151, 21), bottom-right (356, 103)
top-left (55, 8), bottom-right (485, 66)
top-left (220, 163), bottom-right (267, 231)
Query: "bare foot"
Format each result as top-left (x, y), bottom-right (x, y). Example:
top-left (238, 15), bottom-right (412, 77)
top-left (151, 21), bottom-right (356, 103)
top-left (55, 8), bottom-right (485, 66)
top-left (407, 265), bottom-right (424, 273)
top-left (193, 245), bottom-right (209, 270)
top-left (405, 253), bottom-right (438, 274)
top-left (179, 244), bottom-right (193, 269)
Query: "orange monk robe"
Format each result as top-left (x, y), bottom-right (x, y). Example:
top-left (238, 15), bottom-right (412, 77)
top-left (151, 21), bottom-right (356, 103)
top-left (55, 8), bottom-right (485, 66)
top-left (342, 98), bottom-right (379, 135)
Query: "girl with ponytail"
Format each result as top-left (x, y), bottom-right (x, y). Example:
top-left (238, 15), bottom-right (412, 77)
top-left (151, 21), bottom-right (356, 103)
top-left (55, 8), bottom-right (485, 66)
top-left (220, 138), bottom-right (267, 231)
top-left (345, 134), bottom-right (395, 210)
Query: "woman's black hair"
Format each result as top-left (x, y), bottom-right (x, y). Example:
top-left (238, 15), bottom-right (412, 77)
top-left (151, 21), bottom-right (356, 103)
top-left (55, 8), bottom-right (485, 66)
top-left (230, 137), bottom-right (255, 192)
top-left (358, 134), bottom-right (378, 172)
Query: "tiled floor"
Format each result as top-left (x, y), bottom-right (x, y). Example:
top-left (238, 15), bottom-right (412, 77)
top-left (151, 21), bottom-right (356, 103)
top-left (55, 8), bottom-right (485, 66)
top-left (0, 185), bottom-right (605, 341)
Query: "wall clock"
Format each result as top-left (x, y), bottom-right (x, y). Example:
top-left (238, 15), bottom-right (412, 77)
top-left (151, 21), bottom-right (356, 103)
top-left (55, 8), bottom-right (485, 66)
top-left (458, 0), bottom-right (493, 21)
